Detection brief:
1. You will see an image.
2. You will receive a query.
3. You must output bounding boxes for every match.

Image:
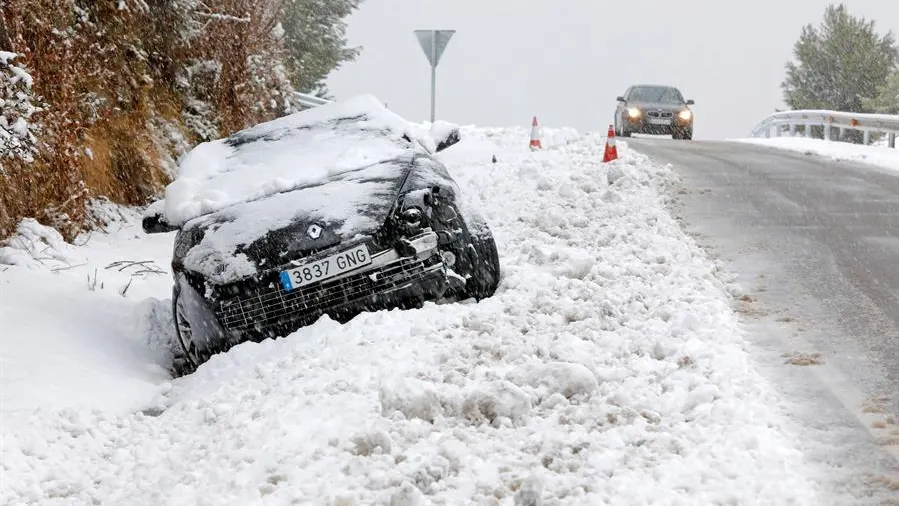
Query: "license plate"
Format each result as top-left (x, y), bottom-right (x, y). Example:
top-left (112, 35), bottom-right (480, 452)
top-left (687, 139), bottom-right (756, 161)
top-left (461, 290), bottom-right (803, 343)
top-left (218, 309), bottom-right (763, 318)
top-left (280, 244), bottom-right (372, 291)
top-left (650, 118), bottom-right (670, 125)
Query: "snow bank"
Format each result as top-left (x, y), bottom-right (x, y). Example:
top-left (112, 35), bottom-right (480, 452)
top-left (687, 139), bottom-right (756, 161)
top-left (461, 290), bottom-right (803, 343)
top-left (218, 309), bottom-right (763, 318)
top-left (2, 127), bottom-right (821, 505)
top-left (736, 136), bottom-right (899, 172)
top-left (0, 203), bottom-right (177, 423)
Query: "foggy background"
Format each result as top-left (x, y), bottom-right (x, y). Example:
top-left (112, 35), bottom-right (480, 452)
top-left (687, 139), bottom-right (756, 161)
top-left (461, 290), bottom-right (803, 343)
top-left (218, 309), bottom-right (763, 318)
top-left (326, 0), bottom-right (899, 139)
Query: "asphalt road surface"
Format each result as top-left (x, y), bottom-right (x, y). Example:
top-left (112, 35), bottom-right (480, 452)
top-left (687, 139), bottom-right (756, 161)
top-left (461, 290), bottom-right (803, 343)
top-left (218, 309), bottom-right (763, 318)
top-left (628, 136), bottom-right (899, 504)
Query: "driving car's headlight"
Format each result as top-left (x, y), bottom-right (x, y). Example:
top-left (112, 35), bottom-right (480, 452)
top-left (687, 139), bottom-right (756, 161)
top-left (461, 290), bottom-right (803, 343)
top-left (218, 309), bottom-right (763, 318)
top-left (627, 107), bottom-right (641, 118)
top-left (678, 110), bottom-right (693, 120)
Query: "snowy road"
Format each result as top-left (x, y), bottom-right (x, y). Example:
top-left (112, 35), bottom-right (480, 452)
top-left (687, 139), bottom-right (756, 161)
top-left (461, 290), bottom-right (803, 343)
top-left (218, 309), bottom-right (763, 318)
top-left (629, 136), bottom-right (899, 501)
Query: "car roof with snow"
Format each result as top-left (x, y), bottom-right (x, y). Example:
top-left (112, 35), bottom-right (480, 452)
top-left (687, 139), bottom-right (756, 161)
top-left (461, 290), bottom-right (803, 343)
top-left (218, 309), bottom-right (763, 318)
top-left (161, 94), bottom-right (438, 228)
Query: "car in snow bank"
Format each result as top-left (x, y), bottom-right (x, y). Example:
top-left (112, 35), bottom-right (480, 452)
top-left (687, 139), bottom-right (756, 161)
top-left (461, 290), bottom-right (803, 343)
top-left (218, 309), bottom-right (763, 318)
top-left (614, 84), bottom-right (695, 140)
top-left (142, 95), bottom-right (501, 375)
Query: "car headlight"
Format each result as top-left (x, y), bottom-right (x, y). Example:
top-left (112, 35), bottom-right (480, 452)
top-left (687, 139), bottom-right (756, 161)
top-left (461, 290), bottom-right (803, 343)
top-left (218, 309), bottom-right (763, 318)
top-left (627, 107), bottom-right (641, 118)
top-left (402, 207), bottom-right (423, 227)
top-left (678, 110), bottom-right (692, 121)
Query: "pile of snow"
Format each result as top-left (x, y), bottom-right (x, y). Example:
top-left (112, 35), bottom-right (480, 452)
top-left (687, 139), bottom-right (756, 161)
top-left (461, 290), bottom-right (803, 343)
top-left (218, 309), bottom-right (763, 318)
top-left (0, 202), bottom-right (177, 423)
top-left (2, 126), bottom-right (823, 504)
top-left (737, 136), bottom-right (899, 172)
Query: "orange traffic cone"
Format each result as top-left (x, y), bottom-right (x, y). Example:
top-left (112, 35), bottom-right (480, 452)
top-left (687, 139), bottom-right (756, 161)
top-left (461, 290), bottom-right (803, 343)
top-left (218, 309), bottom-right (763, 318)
top-left (602, 124), bottom-right (618, 162)
top-left (529, 116), bottom-right (543, 150)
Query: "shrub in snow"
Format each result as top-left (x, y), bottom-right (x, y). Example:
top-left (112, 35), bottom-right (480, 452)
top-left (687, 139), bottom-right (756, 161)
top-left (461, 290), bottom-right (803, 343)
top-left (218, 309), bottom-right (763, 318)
top-left (0, 51), bottom-right (39, 169)
top-left (0, 218), bottom-right (75, 267)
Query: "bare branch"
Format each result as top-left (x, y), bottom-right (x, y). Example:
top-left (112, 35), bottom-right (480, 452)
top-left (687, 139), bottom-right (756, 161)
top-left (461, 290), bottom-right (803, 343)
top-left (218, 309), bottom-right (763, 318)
top-left (119, 277), bottom-right (133, 297)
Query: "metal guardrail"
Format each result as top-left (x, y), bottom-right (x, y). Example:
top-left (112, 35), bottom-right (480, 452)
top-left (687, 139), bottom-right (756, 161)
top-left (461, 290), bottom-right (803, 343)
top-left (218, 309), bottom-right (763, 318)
top-left (295, 92), bottom-right (332, 108)
top-left (750, 109), bottom-right (898, 148)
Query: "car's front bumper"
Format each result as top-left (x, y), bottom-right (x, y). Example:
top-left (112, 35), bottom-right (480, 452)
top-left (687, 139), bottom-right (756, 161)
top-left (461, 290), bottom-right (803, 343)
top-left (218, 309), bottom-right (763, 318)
top-left (625, 114), bottom-right (692, 134)
top-left (203, 231), bottom-right (449, 345)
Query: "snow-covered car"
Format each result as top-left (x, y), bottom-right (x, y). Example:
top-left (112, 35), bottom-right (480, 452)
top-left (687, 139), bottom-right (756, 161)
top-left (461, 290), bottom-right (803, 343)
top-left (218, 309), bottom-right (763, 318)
top-left (142, 95), bottom-right (501, 375)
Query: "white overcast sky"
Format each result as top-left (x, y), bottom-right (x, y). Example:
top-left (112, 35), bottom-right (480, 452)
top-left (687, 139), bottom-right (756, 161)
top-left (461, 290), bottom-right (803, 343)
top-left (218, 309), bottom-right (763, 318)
top-left (326, 0), bottom-right (898, 140)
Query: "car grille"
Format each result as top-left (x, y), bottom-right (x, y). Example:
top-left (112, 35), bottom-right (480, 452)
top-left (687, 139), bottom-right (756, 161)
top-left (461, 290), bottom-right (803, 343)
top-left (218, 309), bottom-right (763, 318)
top-left (646, 110), bottom-right (674, 118)
top-left (214, 253), bottom-right (444, 334)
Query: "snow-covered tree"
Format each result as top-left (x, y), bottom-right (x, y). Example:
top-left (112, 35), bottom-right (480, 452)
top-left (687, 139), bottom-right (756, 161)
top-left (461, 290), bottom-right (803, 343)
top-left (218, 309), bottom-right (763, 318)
top-left (782, 4), bottom-right (898, 113)
top-left (0, 51), bottom-right (40, 168)
top-left (281, 0), bottom-right (362, 97)
top-left (862, 71), bottom-right (899, 115)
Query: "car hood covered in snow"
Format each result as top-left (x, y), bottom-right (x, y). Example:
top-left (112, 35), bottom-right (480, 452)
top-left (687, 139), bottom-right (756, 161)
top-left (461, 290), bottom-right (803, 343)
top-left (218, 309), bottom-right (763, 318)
top-left (159, 94), bottom-right (438, 284)
top-left (177, 157), bottom-right (412, 284)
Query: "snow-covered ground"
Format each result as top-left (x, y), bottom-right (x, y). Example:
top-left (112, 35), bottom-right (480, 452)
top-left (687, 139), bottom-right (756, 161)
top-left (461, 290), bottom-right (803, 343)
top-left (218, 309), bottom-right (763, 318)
top-left (1, 127), bottom-right (826, 504)
top-left (736, 136), bottom-right (899, 171)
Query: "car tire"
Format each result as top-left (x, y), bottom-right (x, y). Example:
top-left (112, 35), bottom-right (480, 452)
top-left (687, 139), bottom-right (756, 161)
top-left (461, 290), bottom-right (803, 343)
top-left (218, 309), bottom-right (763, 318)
top-left (461, 234), bottom-right (501, 301)
top-left (171, 288), bottom-right (203, 376)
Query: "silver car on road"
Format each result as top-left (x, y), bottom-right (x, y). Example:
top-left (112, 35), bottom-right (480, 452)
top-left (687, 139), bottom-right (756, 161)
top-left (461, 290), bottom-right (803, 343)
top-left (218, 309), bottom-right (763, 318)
top-left (614, 84), bottom-right (695, 140)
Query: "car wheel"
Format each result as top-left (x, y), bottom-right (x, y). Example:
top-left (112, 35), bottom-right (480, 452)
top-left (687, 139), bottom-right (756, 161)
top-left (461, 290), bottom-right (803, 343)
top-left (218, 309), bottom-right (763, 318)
top-left (171, 289), bottom-right (203, 376)
top-left (460, 234), bottom-right (501, 301)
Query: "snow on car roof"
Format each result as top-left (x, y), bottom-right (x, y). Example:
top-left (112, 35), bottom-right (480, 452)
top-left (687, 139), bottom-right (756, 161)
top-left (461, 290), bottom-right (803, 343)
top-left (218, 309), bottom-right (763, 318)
top-left (163, 94), bottom-right (435, 227)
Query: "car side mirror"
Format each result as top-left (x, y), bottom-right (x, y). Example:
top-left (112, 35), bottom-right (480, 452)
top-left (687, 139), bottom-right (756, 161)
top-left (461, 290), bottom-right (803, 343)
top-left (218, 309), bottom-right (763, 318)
top-left (686, 99), bottom-right (695, 105)
top-left (431, 120), bottom-right (461, 152)
top-left (142, 200), bottom-right (178, 234)
top-left (616, 96), bottom-right (625, 102)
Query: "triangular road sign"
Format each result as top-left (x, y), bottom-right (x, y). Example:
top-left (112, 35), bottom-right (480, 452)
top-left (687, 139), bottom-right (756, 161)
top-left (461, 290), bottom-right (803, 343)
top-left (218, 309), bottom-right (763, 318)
top-left (414, 29), bottom-right (455, 67)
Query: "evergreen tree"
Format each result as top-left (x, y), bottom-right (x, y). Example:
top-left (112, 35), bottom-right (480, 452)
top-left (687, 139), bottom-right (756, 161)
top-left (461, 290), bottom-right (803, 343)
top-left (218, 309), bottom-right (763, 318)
top-left (862, 71), bottom-right (899, 115)
top-left (782, 4), bottom-right (898, 113)
top-left (280, 0), bottom-right (362, 97)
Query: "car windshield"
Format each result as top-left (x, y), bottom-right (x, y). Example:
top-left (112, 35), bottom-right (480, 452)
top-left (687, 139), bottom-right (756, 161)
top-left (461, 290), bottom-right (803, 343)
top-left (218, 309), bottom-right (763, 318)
top-left (628, 86), bottom-right (684, 104)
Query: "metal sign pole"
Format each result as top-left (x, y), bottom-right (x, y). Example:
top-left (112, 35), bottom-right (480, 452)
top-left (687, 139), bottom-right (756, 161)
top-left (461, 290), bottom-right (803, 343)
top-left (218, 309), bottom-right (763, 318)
top-left (414, 29), bottom-right (455, 124)
top-left (430, 38), bottom-right (437, 123)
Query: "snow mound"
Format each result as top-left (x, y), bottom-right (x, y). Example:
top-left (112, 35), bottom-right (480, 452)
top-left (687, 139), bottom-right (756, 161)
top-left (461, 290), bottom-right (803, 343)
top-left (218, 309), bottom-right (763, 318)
top-left (506, 361), bottom-right (598, 401)
top-left (0, 218), bottom-right (78, 267)
top-left (461, 380), bottom-right (532, 426)
top-left (380, 377), bottom-right (445, 423)
top-left (2, 128), bottom-right (824, 505)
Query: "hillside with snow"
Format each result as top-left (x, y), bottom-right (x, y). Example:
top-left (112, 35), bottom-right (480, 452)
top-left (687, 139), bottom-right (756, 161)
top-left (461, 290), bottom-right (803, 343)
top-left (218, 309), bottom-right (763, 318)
top-left (2, 126), bottom-right (827, 505)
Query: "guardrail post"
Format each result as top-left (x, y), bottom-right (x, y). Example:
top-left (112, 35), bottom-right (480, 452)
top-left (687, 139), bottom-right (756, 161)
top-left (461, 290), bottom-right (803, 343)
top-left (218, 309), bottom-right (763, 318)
top-left (789, 123), bottom-right (797, 136)
top-left (823, 123), bottom-right (831, 141)
top-left (890, 133), bottom-right (897, 149)
top-left (863, 130), bottom-right (871, 145)
top-left (805, 123), bottom-right (812, 138)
